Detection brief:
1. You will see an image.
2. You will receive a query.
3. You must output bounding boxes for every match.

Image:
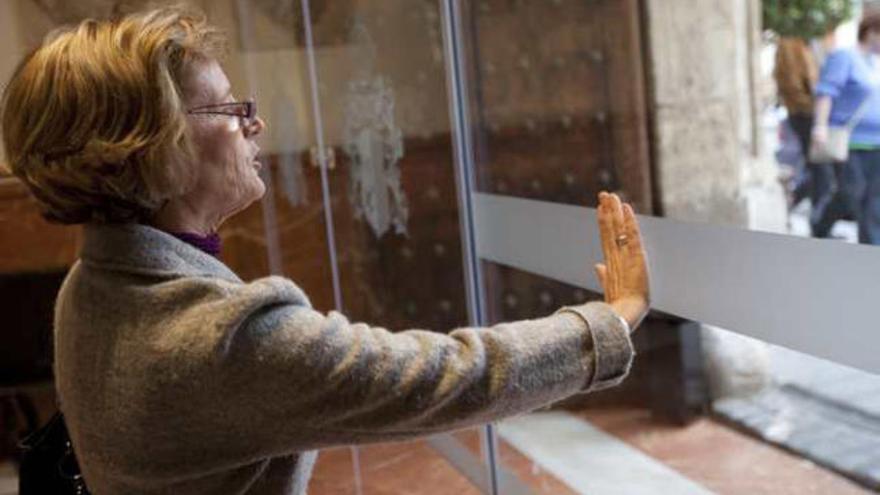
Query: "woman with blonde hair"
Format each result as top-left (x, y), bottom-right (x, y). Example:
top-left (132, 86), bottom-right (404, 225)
top-left (2, 6), bottom-right (649, 494)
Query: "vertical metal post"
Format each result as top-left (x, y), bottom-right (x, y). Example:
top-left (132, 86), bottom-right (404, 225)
top-left (300, 1), bottom-right (359, 493)
top-left (300, 0), bottom-right (344, 313)
top-left (439, 1), bottom-right (497, 493)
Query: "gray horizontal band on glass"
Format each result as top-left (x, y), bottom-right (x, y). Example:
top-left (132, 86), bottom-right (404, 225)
top-left (474, 193), bottom-right (879, 375)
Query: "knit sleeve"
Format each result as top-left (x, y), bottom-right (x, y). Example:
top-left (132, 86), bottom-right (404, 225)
top-left (191, 276), bottom-right (634, 456)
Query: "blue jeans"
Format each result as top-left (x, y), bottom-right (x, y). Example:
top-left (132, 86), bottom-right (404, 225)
top-left (787, 114), bottom-right (823, 207)
top-left (814, 149), bottom-right (880, 244)
top-left (809, 161), bottom-right (846, 238)
top-left (846, 149), bottom-right (880, 244)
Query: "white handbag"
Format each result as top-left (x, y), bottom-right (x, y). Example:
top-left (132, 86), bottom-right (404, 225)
top-left (809, 92), bottom-right (874, 164)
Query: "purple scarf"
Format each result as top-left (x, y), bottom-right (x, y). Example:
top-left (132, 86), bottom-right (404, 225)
top-left (170, 231), bottom-right (222, 257)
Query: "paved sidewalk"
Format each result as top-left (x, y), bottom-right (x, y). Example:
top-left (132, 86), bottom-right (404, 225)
top-left (715, 341), bottom-right (880, 491)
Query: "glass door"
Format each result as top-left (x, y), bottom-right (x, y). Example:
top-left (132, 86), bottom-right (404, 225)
top-left (226, 0), bottom-right (880, 492)
top-left (251, 0), bottom-right (497, 492)
top-left (448, 1), bottom-right (662, 493)
top-left (449, 0), bottom-right (880, 494)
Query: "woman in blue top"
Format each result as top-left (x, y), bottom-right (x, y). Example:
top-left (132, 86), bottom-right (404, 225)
top-left (812, 14), bottom-right (880, 244)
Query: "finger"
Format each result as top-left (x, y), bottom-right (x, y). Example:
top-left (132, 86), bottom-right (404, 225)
top-left (594, 263), bottom-right (608, 296)
top-left (623, 203), bottom-right (650, 299)
top-left (623, 203), bottom-right (644, 252)
top-left (597, 194), bottom-right (613, 246)
top-left (608, 193), bottom-right (626, 236)
top-left (597, 197), bottom-right (616, 269)
top-left (603, 194), bottom-right (625, 274)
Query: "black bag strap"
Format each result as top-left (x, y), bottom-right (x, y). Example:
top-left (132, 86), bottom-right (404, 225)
top-left (18, 411), bottom-right (64, 451)
top-left (18, 412), bottom-right (90, 495)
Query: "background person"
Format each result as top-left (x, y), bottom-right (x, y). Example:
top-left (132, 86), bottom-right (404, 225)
top-left (812, 14), bottom-right (880, 244)
top-left (774, 36), bottom-right (822, 211)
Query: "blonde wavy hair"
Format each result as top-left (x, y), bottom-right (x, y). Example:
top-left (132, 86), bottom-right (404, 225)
top-left (0, 6), bottom-right (226, 224)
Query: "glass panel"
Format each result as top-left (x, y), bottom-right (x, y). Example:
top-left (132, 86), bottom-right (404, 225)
top-left (0, 1), bottom-right (492, 492)
top-left (300, 0), bottom-right (490, 491)
top-left (310, 441), bottom-right (483, 493)
top-left (0, 0), bottom-right (355, 489)
top-left (0, 0), bottom-right (288, 281)
top-left (480, 264), bottom-right (877, 494)
top-left (460, 0), bottom-right (879, 493)
top-left (460, 0), bottom-right (880, 251)
top-left (467, 0), bottom-right (651, 210)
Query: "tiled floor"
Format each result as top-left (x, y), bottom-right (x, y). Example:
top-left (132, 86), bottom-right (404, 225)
top-left (769, 343), bottom-right (880, 418)
top-left (576, 407), bottom-right (872, 495)
top-left (2, 407), bottom-right (872, 494)
top-left (308, 435), bottom-right (483, 494)
top-left (307, 428), bottom-right (578, 494)
top-left (498, 412), bottom-right (713, 494)
top-left (307, 407), bottom-right (873, 494)
top-left (715, 386), bottom-right (880, 489)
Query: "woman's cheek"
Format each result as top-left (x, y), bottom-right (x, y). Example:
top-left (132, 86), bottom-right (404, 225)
top-left (230, 147), bottom-right (261, 203)
top-left (224, 118), bottom-right (241, 133)
top-left (193, 122), bottom-right (229, 164)
top-left (224, 150), bottom-right (245, 196)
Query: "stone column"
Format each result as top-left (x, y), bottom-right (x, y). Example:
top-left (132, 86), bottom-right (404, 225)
top-left (643, 0), bottom-right (779, 398)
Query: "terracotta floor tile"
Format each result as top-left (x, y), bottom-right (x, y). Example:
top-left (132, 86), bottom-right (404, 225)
top-left (577, 407), bottom-right (872, 495)
top-left (309, 439), bottom-right (482, 494)
top-left (450, 429), bottom-right (579, 494)
top-left (308, 407), bottom-right (873, 494)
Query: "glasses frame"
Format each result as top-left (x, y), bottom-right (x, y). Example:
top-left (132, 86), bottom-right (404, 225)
top-left (187, 98), bottom-right (257, 125)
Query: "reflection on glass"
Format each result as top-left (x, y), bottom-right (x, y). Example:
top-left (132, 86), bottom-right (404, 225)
top-left (467, 0), bottom-right (651, 212)
top-left (300, 0), bottom-right (471, 332)
top-left (296, 0), bottom-right (488, 491)
top-left (464, 0), bottom-right (878, 493)
top-left (2, 0), bottom-right (878, 493)
top-left (0, 0), bottom-right (488, 492)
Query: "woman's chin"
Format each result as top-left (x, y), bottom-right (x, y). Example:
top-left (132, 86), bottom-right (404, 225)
top-left (235, 179), bottom-right (267, 210)
top-left (251, 177), bottom-right (267, 201)
top-left (225, 184), bottom-right (266, 223)
top-left (247, 166), bottom-right (266, 197)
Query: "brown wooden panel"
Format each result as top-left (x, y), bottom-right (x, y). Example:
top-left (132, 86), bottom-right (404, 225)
top-left (466, 0), bottom-right (652, 211)
top-left (0, 178), bottom-right (80, 273)
top-left (464, 0), bottom-right (653, 329)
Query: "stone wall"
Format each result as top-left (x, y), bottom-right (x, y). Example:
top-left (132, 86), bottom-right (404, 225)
top-left (643, 0), bottom-right (782, 399)
top-left (643, 0), bottom-right (787, 232)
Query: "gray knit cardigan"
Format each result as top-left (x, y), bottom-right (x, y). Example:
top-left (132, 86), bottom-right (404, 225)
top-left (53, 223), bottom-right (635, 494)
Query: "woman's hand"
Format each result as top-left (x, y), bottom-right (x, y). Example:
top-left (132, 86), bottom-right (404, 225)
top-left (811, 95), bottom-right (832, 151)
top-left (595, 192), bottom-right (650, 330)
top-left (811, 123), bottom-right (829, 149)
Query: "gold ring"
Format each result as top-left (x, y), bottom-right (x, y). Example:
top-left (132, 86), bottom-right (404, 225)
top-left (615, 234), bottom-right (629, 248)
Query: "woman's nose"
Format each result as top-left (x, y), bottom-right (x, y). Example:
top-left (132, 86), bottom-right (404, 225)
top-left (245, 116), bottom-right (267, 138)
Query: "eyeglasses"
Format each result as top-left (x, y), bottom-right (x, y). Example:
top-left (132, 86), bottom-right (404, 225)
top-left (42, 99), bottom-right (259, 162)
top-left (187, 98), bottom-right (257, 126)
